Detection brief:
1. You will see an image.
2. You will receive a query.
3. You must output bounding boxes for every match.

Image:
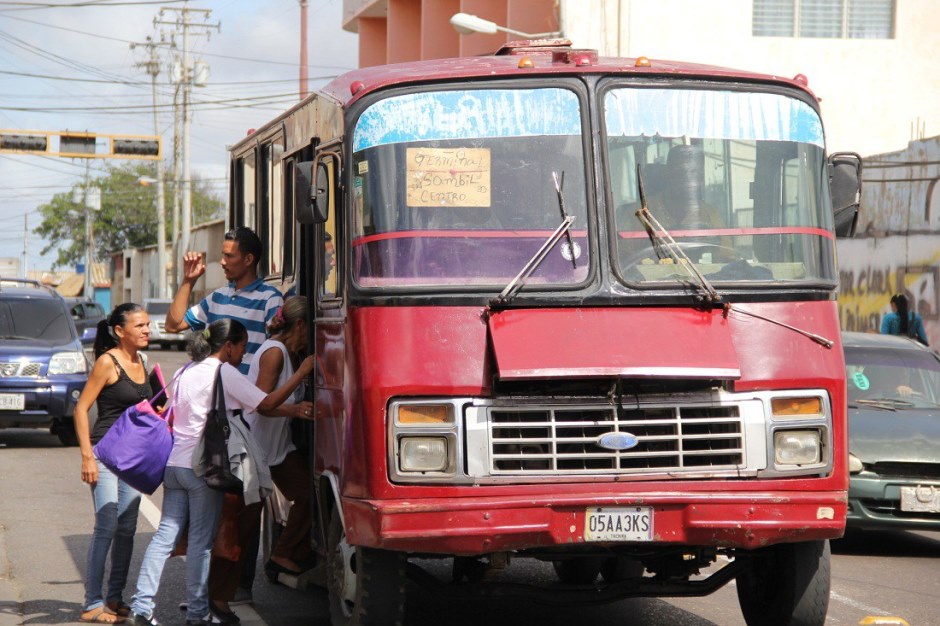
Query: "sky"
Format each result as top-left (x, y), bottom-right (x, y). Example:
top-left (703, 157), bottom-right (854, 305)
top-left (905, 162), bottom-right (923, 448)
top-left (0, 0), bottom-right (358, 271)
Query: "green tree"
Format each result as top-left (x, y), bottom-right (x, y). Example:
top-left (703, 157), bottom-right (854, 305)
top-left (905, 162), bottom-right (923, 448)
top-left (34, 162), bottom-right (224, 269)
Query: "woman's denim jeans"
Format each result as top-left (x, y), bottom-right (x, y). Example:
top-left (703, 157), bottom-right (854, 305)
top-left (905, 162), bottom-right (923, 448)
top-left (131, 466), bottom-right (223, 622)
top-left (85, 460), bottom-right (141, 612)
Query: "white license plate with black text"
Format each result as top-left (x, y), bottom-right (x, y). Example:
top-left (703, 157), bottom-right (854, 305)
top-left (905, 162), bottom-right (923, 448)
top-left (0, 393), bottom-right (25, 411)
top-left (584, 506), bottom-right (653, 542)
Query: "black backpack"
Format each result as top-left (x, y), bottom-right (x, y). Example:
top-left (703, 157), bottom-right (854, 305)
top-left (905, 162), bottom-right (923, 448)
top-left (198, 367), bottom-right (243, 494)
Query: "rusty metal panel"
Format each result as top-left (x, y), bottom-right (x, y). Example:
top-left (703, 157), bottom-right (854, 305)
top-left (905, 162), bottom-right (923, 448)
top-left (859, 136), bottom-right (940, 235)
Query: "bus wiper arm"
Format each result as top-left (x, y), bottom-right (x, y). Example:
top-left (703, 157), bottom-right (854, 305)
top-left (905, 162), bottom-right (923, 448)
top-left (634, 164), bottom-right (721, 304)
top-left (491, 215), bottom-right (575, 306)
top-left (552, 171), bottom-right (577, 269)
top-left (633, 165), bottom-right (833, 349)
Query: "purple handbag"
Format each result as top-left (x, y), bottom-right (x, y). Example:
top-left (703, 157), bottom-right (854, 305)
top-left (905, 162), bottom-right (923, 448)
top-left (93, 364), bottom-right (187, 495)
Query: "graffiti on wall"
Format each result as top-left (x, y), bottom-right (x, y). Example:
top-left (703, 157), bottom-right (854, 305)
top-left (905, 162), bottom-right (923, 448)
top-left (837, 237), bottom-right (940, 346)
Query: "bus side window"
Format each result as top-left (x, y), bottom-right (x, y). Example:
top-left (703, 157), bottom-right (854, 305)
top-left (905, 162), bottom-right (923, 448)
top-left (319, 157), bottom-right (339, 300)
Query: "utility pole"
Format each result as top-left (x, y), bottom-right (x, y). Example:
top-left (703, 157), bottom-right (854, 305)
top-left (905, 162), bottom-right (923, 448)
top-left (132, 36), bottom-right (171, 298)
top-left (172, 82), bottom-right (182, 292)
top-left (299, 0), bottom-right (309, 99)
top-left (156, 3), bottom-right (219, 268)
top-left (22, 215), bottom-right (27, 279)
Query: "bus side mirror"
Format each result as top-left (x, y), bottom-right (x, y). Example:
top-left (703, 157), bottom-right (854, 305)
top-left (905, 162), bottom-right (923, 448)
top-left (294, 160), bottom-right (326, 224)
top-left (828, 152), bottom-right (862, 238)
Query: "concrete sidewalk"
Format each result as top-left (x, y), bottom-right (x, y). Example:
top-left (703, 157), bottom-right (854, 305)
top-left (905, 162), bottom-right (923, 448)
top-left (0, 526), bottom-right (21, 626)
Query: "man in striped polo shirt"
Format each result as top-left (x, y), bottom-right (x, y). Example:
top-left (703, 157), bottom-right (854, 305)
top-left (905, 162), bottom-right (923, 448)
top-left (165, 227), bottom-right (283, 375)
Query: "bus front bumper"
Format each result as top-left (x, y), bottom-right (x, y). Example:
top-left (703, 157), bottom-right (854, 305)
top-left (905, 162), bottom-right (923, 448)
top-left (342, 491), bottom-right (847, 555)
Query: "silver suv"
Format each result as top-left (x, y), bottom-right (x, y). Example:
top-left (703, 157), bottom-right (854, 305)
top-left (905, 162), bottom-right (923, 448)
top-left (144, 298), bottom-right (190, 350)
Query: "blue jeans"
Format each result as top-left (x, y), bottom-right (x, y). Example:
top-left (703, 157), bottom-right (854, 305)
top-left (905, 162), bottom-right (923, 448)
top-left (131, 466), bottom-right (223, 622)
top-left (85, 460), bottom-right (141, 612)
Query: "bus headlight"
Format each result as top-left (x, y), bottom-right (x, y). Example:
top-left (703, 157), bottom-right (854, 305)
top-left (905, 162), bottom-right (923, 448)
top-left (774, 430), bottom-right (821, 465)
top-left (399, 436), bottom-right (449, 472)
top-left (390, 399), bottom-right (461, 481)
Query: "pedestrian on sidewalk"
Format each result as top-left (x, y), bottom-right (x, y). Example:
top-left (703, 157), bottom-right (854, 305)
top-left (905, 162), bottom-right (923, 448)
top-left (74, 303), bottom-right (153, 624)
top-left (880, 293), bottom-right (929, 346)
top-left (129, 319), bottom-right (313, 626)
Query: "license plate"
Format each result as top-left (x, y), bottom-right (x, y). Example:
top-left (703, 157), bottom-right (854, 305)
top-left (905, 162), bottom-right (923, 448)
top-left (0, 393), bottom-right (25, 411)
top-left (900, 486), bottom-right (940, 513)
top-left (584, 506), bottom-right (653, 542)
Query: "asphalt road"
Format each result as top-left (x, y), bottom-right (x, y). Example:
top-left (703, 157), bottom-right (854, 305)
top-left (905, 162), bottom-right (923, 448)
top-left (0, 346), bottom-right (937, 625)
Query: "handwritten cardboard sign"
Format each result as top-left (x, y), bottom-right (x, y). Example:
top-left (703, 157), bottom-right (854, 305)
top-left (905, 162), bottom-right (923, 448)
top-left (406, 147), bottom-right (491, 207)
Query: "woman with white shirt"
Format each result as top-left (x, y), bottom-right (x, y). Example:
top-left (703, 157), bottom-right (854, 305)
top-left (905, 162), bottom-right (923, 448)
top-left (129, 319), bottom-right (313, 626)
top-left (207, 297), bottom-right (317, 622)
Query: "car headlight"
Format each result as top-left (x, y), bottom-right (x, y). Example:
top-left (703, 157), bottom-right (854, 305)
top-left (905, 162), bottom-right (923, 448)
top-left (774, 430), bottom-right (821, 465)
top-left (48, 351), bottom-right (88, 375)
top-left (848, 453), bottom-right (864, 474)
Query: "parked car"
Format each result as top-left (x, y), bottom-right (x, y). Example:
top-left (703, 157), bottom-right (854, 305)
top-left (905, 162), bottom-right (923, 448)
top-left (0, 279), bottom-right (90, 445)
top-left (64, 297), bottom-right (107, 345)
top-left (843, 331), bottom-right (940, 530)
top-left (144, 298), bottom-right (190, 349)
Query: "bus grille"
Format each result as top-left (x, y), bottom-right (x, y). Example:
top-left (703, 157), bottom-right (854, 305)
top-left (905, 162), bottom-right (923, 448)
top-left (488, 404), bottom-right (744, 475)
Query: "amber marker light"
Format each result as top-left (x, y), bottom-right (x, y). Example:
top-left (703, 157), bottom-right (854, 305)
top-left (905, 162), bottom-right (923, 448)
top-left (518, 56), bottom-right (535, 69)
top-left (398, 404), bottom-right (454, 425)
top-left (635, 56), bottom-right (651, 67)
top-left (771, 397), bottom-right (823, 417)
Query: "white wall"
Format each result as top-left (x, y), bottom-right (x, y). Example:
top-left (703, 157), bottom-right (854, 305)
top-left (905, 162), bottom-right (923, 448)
top-left (563, 0), bottom-right (940, 156)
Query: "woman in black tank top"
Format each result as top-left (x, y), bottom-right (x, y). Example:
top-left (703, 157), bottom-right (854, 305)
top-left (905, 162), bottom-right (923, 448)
top-left (73, 303), bottom-right (153, 624)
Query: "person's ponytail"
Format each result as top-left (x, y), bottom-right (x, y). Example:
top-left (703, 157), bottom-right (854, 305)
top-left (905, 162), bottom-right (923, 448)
top-left (892, 294), bottom-right (910, 334)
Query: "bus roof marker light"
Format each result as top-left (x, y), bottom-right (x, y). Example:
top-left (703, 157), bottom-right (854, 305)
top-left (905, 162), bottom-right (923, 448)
top-left (635, 56), bottom-right (651, 68)
top-left (518, 56), bottom-right (534, 69)
top-left (792, 73), bottom-right (809, 86)
top-left (350, 80), bottom-right (365, 96)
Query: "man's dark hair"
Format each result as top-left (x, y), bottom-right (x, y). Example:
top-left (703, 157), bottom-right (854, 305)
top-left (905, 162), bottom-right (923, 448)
top-left (224, 226), bottom-right (263, 269)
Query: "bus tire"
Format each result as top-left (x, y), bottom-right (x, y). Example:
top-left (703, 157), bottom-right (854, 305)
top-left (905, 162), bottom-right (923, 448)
top-left (736, 539), bottom-right (830, 626)
top-left (326, 507), bottom-right (406, 626)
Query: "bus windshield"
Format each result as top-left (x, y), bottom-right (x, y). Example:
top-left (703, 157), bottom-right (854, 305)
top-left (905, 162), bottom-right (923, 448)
top-left (603, 86), bottom-right (836, 287)
top-left (350, 87), bottom-right (590, 291)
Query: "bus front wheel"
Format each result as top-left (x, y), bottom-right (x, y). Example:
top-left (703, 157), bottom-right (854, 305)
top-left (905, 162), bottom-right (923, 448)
top-left (735, 539), bottom-right (830, 626)
top-left (326, 507), bottom-right (407, 626)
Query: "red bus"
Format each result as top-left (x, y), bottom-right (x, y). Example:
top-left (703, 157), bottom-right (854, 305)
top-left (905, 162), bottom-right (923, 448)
top-left (228, 40), bottom-right (861, 625)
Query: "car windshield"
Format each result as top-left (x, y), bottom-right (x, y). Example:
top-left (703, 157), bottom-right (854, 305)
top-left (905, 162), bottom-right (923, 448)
top-left (845, 346), bottom-right (940, 409)
top-left (146, 301), bottom-right (171, 315)
top-left (0, 299), bottom-right (73, 343)
top-left (603, 86), bottom-right (835, 287)
top-left (350, 86), bottom-right (590, 291)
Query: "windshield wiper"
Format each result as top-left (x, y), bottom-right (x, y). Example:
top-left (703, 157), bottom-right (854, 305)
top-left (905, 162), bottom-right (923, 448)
top-left (552, 171), bottom-right (577, 270)
top-left (633, 164), bottom-right (834, 349)
top-left (851, 399), bottom-right (898, 411)
top-left (490, 171), bottom-right (575, 306)
top-left (634, 164), bottom-right (721, 304)
top-left (0, 335), bottom-right (32, 340)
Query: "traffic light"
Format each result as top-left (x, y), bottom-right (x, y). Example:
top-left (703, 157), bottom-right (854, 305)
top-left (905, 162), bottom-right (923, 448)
top-left (59, 132), bottom-right (97, 158)
top-left (111, 137), bottom-right (161, 159)
top-left (0, 131), bottom-right (49, 154)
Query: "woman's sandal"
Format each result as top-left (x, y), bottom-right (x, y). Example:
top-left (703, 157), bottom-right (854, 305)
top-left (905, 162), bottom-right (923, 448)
top-left (106, 601), bottom-right (131, 617)
top-left (79, 606), bottom-right (126, 624)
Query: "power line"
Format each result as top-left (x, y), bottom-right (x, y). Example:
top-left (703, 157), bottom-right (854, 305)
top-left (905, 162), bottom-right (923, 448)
top-left (0, 11), bottom-right (353, 69)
